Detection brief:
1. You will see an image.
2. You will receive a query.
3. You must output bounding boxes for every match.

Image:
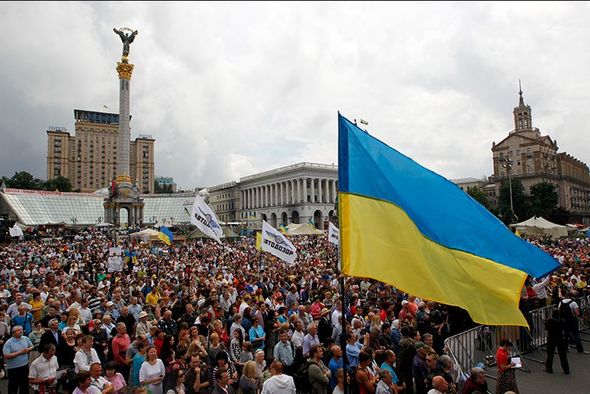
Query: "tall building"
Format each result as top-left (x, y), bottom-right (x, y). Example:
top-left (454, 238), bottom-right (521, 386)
top-left (491, 88), bottom-right (590, 223)
top-left (46, 110), bottom-right (155, 194)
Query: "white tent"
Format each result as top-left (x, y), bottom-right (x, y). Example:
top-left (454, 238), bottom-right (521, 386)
top-left (129, 228), bottom-right (160, 242)
top-left (284, 222), bottom-right (324, 236)
top-left (510, 216), bottom-right (568, 238)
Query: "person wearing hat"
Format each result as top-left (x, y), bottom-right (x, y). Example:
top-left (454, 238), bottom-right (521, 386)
top-left (318, 308), bottom-right (332, 345)
top-left (135, 311), bottom-right (152, 337)
top-left (413, 341), bottom-right (428, 394)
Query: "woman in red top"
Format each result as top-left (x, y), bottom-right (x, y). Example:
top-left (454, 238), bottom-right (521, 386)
top-left (495, 338), bottom-right (519, 394)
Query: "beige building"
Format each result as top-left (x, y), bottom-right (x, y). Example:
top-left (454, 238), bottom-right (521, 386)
top-left (451, 177), bottom-right (497, 208)
top-left (47, 109), bottom-right (155, 193)
top-left (492, 90), bottom-right (590, 222)
top-left (208, 181), bottom-right (241, 222)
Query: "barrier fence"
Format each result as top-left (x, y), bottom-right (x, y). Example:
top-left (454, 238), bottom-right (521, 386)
top-left (445, 296), bottom-right (590, 384)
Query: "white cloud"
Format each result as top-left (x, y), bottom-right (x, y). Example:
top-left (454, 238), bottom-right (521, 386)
top-left (0, 2), bottom-right (589, 188)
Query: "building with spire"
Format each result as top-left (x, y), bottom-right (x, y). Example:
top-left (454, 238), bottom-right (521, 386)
top-left (492, 85), bottom-right (590, 223)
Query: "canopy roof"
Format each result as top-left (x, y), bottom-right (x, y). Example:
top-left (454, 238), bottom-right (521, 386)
top-left (129, 228), bottom-right (160, 242)
top-left (188, 226), bottom-right (240, 239)
top-left (511, 216), bottom-right (568, 238)
top-left (0, 188), bottom-right (195, 226)
top-left (284, 222), bottom-right (324, 235)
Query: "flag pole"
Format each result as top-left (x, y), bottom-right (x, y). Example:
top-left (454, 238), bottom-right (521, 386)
top-left (336, 222), bottom-right (348, 392)
top-left (336, 111), bottom-right (349, 393)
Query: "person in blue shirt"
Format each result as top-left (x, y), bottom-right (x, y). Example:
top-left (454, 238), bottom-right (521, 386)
top-left (328, 345), bottom-right (344, 391)
top-left (11, 305), bottom-right (34, 335)
top-left (346, 333), bottom-right (362, 368)
top-left (380, 349), bottom-right (406, 392)
top-left (248, 317), bottom-right (266, 352)
top-left (3, 325), bottom-right (34, 394)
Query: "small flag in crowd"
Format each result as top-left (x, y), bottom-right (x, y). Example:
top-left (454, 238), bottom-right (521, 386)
top-left (255, 231), bottom-right (262, 250)
top-left (261, 221), bottom-right (297, 264)
top-left (189, 195), bottom-right (223, 243)
top-left (328, 222), bottom-right (339, 246)
top-left (338, 113), bottom-right (559, 327)
top-left (158, 226), bottom-right (174, 245)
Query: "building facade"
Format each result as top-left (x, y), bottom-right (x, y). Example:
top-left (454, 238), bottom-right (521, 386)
top-left (492, 89), bottom-right (590, 223)
top-left (208, 181), bottom-right (241, 223)
top-left (46, 109), bottom-right (155, 194)
top-left (238, 162), bottom-right (338, 230)
top-left (451, 177), bottom-right (497, 208)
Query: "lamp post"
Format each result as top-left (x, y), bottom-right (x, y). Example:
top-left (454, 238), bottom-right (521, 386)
top-left (502, 156), bottom-right (514, 217)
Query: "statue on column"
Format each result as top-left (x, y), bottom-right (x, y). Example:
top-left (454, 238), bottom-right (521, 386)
top-left (113, 27), bottom-right (138, 57)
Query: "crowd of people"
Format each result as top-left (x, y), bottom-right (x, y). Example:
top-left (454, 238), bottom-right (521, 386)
top-left (0, 227), bottom-right (588, 394)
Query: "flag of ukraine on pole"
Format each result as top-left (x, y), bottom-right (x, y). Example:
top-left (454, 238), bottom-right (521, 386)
top-left (338, 113), bottom-right (558, 326)
top-left (158, 226), bottom-right (174, 246)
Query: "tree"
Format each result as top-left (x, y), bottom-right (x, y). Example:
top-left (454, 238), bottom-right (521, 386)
top-left (44, 176), bottom-right (72, 192)
top-left (547, 207), bottom-right (570, 225)
top-left (466, 186), bottom-right (491, 210)
top-left (498, 179), bottom-right (528, 224)
top-left (7, 171), bottom-right (44, 190)
top-left (529, 182), bottom-right (558, 218)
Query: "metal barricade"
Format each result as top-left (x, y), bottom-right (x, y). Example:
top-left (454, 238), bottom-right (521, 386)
top-left (527, 304), bottom-right (556, 348)
top-left (446, 301), bottom-right (590, 386)
top-left (577, 297), bottom-right (590, 331)
top-left (444, 325), bottom-right (497, 377)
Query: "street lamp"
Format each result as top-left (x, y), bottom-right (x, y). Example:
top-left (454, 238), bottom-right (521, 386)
top-left (502, 156), bottom-right (514, 217)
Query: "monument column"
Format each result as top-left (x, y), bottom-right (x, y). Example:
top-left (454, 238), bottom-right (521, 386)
top-left (105, 27), bottom-right (143, 227)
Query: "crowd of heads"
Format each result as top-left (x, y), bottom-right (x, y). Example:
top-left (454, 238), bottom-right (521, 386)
top-left (0, 227), bottom-right (588, 393)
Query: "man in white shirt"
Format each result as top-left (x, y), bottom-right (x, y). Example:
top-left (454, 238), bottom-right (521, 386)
top-left (6, 293), bottom-right (32, 318)
top-left (29, 343), bottom-right (59, 392)
top-left (261, 361), bottom-right (296, 394)
top-left (74, 335), bottom-right (101, 373)
top-left (302, 323), bottom-right (320, 359)
top-left (78, 299), bottom-right (93, 326)
top-left (291, 320), bottom-right (305, 350)
top-left (89, 362), bottom-right (113, 393)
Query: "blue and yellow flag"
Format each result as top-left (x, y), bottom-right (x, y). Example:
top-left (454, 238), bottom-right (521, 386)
top-left (338, 114), bottom-right (558, 326)
top-left (158, 226), bottom-right (174, 246)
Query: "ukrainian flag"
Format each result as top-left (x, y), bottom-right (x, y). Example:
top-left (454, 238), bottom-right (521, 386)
top-left (338, 114), bottom-right (558, 326)
top-left (158, 226), bottom-right (174, 246)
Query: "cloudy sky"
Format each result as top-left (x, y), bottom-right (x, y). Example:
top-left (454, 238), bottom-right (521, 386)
top-left (1, 2), bottom-right (590, 190)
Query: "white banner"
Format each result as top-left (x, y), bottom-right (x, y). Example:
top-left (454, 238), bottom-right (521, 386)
top-left (108, 247), bottom-right (123, 272)
top-left (9, 223), bottom-right (23, 239)
top-left (190, 195), bottom-right (223, 243)
top-left (261, 221), bottom-right (297, 265)
top-left (328, 222), bottom-right (339, 246)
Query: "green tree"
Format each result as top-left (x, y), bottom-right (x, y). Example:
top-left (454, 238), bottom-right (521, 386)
top-left (529, 182), bottom-right (558, 217)
top-left (547, 207), bottom-right (570, 225)
top-left (466, 186), bottom-right (491, 210)
top-left (498, 179), bottom-right (528, 224)
top-left (8, 171), bottom-right (44, 190)
top-left (44, 176), bottom-right (72, 192)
